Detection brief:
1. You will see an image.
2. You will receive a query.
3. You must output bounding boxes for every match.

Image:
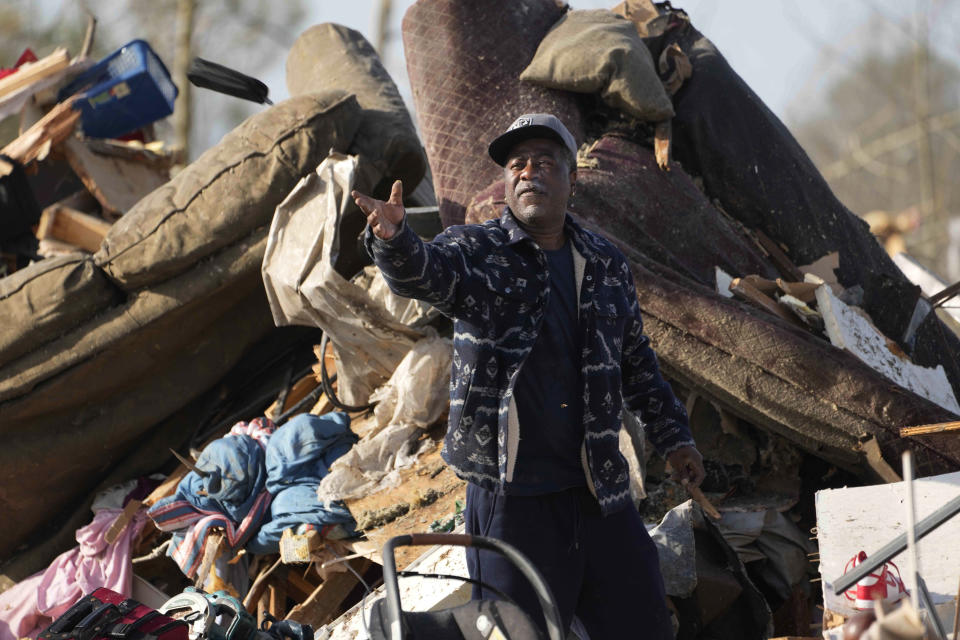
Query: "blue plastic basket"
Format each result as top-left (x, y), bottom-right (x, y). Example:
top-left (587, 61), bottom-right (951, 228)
top-left (59, 39), bottom-right (178, 139)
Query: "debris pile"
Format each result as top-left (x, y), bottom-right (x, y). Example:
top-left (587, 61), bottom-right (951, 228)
top-left (1, 1), bottom-right (959, 640)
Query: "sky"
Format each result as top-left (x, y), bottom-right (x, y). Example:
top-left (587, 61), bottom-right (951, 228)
top-left (265, 0), bottom-right (953, 132)
top-left (12, 0), bottom-right (954, 157)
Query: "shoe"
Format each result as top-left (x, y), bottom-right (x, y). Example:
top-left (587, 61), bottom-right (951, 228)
top-left (842, 550), bottom-right (908, 610)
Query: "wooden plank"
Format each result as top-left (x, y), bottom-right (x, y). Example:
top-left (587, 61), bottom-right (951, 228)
top-left (285, 558), bottom-right (370, 627)
top-left (285, 568), bottom-right (319, 602)
top-left (742, 274), bottom-right (779, 296)
top-left (729, 277), bottom-right (806, 329)
top-left (0, 48), bottom-right (69, 99)
top-left (776, 279), bottom-right (819, 304)
top-left (62, 137), bottom-right (169, 219)
top-left (268, 579), bottom-right (287, 620)
top-left (36, 204), bottom-right (111, 253)
top-left (900, 421), bottom-right (960, 437)
top-left (194, 532), bottom-right (224, 588)
top-left (1, 100), bottom-right (80, 172)
top-left (755, 229), bottom-right (805, 282)
top-left (104, 499), bottom-right (142, 545)
top-left (244, 557), bottom-right (283, 615)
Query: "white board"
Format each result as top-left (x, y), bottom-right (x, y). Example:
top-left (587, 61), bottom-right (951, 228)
top-left (816, 471), bottom-right (960, 617)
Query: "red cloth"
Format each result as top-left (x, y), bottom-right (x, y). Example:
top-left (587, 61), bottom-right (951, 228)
top-left (0, 48), bottom-right (38, 80)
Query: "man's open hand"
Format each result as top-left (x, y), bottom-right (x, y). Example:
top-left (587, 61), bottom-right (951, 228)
top-left (665, 445), bottom-right (706, 488)
top-left (352, 179), bottom-right (405, 241)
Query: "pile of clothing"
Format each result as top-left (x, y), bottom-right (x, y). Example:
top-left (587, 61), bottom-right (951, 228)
top-left (148, 413), bottom-right (358, 580)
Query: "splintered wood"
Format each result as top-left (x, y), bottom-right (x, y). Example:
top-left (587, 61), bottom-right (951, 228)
top-left (1, 99), bottom-right (80, 172)
top-left (36, 205), bottom-right (111, 252)
top-left (62, 137), bottom-right (170, 219)
top-left (0, 48), bottom-right (70, 100)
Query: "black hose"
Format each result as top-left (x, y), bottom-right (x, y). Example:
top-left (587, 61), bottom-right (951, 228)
top-left (318, 333), bottom-right (376, 412)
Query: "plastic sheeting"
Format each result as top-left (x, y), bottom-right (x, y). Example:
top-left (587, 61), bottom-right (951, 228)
top-left (261, 152), bottom-right (428, 405)
top-left (317, 335), bottom-right (452, 503)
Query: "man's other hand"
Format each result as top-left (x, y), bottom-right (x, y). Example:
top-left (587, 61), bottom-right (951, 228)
top-left (666, 446), bottom-right (706, 488)
top-left (352, 180), bottom-right (405, 240)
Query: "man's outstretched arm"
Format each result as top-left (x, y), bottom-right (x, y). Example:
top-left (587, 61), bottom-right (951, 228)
top-left (353, 180), bottom-right (468, 315)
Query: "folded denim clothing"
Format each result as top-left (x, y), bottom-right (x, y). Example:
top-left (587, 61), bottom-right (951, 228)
top-left (148, 425), bottom-right (273, 577)
top-left (265, 412), bottom-right (358, 493)
top-left (247, 413), bottom-right (359, 553)
top-left (246, 484), bottom-right (356, 554)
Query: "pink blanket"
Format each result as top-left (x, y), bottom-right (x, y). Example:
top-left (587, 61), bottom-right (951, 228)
top-left (0, 508), bottom-right (146, 640)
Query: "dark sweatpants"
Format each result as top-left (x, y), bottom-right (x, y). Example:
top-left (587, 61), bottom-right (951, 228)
top-left (465, 483), bottom-right (673, 639)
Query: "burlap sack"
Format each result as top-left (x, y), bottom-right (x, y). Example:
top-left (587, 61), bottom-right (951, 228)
top-left (95, 92), bottom-right (361, 290)
top-left (286, 24), bottom-right (426, 197)
top-left (0, 253), bottom-right (120, 366)
top-left (520, 9), bottom-right (674, 122)
top-left (0, 231), bottom-right (274, 557)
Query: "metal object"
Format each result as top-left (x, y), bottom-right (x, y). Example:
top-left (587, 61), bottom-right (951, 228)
top-left (158, 590), bottom-right (214, 640)
top-left (379, 533), bottom-right (564, 640)
top-left (917, 575), bottom-right (947, 640)
top-left (160, 589), bottom-right (258, 640)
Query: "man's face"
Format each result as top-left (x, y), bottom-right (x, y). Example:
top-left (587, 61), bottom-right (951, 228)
top-left (503, 138), bottom-right (576, 228)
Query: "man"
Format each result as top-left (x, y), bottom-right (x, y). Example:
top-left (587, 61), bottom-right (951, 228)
top-left (353, 113), bottom-right (705, 638)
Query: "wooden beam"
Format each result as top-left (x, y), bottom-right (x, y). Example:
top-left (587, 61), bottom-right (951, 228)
top-left (1, 99), bottom-right (80, 171)
top-left (729, 277), bottom-right (806, 329)
top-left (900, 421), bottom-right (960, 437)
top-left (285, 558), bottom-right (371, 627)
top-left (268, 579), bottom-right (287, 620)
top-left (285, 568), bottom-right (319, 602)
top-left (754, 229), bottom-right (805, 282)
top-left (36, 204), bottom-right (112, 253)
top-left (0, 48), bottom-right (70, 100)
top-left (61, 137), bottom-right (169, 219)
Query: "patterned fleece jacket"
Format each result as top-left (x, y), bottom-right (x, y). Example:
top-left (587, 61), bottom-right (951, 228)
top-left (365, 208), bottom-right (695, 515)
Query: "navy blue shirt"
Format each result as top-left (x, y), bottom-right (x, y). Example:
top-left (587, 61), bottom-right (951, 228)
top-left (508, 240), bottom-right (586, 494)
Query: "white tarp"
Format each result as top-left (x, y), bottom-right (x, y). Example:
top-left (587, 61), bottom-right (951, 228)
top-left (261, 152), bottom-right (427, 404)
top-left (317, 335), bottom-right (453, 503)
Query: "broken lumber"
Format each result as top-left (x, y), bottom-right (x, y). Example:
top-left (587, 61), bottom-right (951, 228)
top-left (36, 204), bottom-right (111, 253)
top-left (62, 137), bottom-right (169, 219)
top-left (900, 421), bottom-right (960, 437)
top-left (729, 277), bottom-right (805, 329)
top-left (0, 48), bottom-right (69, 100)
top-left (285, 557), bottom-right (371, 627)
top-left (683, 480), bottom-right (721, 520)
top-left (279, 528), bottom-right (321, 564)
top-left (755, 229), bottom-right (804, 282)
top-left (1, 99), bottom-right (80, 172)
top-left (104, 499), bottom-right (141, 545)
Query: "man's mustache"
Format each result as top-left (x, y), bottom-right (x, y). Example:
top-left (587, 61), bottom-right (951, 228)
top-left (516, 182), bottom-right (546, 197)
